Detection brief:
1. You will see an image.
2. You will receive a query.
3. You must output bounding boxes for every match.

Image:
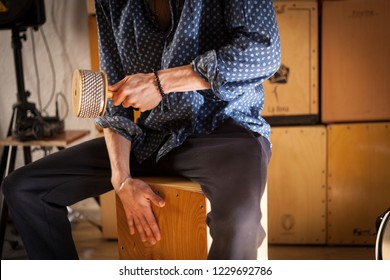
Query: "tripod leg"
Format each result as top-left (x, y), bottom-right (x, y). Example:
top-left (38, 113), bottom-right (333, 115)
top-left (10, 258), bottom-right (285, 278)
top-left (0, 145), bottom-right (18, 258)
top-left (23, 146), bottom-right (32, 165)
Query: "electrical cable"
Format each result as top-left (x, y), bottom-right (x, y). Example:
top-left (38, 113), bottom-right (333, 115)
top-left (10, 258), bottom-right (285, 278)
top-left (50, 1), bottom-right (75, 73)
top-left (29, 28), bottom-right (43, 112)
top-left (55, 91), bottom-right (69, 120)
top-left (39, 26), bottom-right (57, 115)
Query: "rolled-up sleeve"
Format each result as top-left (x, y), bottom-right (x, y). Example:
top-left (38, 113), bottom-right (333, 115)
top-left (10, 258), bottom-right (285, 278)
top-left (94, 0), bottom-right (137, 140)
top-left (192, 0), bottom-right (281, 101)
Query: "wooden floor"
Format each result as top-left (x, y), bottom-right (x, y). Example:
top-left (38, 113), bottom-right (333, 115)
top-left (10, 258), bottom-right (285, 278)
top-left (71, 220), bottom-right (375, 260)
top-left (2, 217), bottom-right (376, 260)
top-left (2, 200), bottom-right (375, 260)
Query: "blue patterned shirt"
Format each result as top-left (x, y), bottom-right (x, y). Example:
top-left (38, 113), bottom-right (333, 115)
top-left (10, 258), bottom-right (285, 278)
top-left (95, 0), bottom-right (281, 163)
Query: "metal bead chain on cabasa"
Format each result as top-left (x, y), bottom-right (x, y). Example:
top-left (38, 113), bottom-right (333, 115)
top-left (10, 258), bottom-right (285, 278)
top-left (72, 69), bottom-right (112, 118)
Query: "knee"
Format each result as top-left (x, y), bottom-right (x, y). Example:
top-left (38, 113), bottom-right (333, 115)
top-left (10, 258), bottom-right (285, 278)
top-left (208, 205), bottom-right (262, 235)
top-left (207, 210), bottom-right (265, 259)
top-left (2, 169), bottom-right (30, 205)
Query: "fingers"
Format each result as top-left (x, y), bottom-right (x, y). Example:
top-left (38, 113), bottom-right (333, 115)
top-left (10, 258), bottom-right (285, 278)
top-left (120, 98), bottom-right (139, 109)
top-left (108, 73), bottom-right (162, 111)
top-left (136, 215), bottom-right (160, 245)
top-left (120, 178), bottom-right (165, 245)
top-left (108, 77), bottom-right (126, 92)
top-left (142, 189), bottom-right (165, 243)
top-left (110, 87), bottom-right (140, 109)
top-left (108, 77), bottom-right (131, 106)
top-left (127, 209), bottom-right (160, 245)
top-left (138, 191), bottom-right (164, 243)
top-left (146, 189), bottom-right (166, 208)
top-left (111, 89), bottom-right (129, 107)
top-left (133, 216), bottom-right (149, 243)
top-left (144, 213), bottom-right (161, 242)
top-left (126, 213), bottom-right (136, 236)
top-left (109, 76), bottom-right (137, 107)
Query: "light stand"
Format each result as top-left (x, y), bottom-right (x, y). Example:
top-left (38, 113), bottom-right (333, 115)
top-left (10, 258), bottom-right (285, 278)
top-left (0, 26), bottom-right (43, 258)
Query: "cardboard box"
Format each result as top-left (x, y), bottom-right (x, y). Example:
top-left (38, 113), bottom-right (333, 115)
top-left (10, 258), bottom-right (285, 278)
top-left (327, 122), bottom-right (390, 245)
top-left (263, 1), bottom-right (319, 125)
top-left (321, 0), bottom-right (390, 123)
top-left (268, 125), bottom-right (327, 244)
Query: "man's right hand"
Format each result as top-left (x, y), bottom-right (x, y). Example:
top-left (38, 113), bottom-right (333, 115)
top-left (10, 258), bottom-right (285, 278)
top-left (116, 177), bottom-right (165, 245)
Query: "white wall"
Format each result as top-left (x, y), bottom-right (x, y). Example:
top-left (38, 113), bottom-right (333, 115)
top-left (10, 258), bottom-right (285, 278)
top-left (0, 0), bottom-right (96, 164)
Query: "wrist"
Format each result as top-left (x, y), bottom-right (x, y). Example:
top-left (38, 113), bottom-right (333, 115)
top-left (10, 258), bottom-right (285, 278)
top-left (115, 176), bottom-right (132, 194)
top-left (152, 68), bottom-right (166, 98)
top-left (157, 64), bottom-right (210, 93)
top-left (111, 173), bottom-right (131, 192)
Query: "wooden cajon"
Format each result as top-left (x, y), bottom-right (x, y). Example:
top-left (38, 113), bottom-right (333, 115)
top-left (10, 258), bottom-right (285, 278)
top-left (267, 125), bottom-right (327, 244)
top-left (116, 177), bottom-right (208, 260)
top-left (327, 122), bottom-right (390, 245)
top-left (321, 0), bottom-right (390, 123)
top-left (116, 177), bottom-right (268, 260)
top-left (263, 0), bottom-right (319, 125)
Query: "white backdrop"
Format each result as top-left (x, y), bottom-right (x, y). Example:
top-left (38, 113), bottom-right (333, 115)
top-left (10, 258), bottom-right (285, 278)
top-left (0, 0), bottom-right (96, 165)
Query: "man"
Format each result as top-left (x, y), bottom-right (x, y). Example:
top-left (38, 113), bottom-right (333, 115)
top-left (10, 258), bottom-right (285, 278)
top-left (2, 0), bottom-right (280, 259)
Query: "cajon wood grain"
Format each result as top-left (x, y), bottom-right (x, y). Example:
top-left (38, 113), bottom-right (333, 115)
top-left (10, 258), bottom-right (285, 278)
top-left (116, 177), bottom-right (208, 260)
top-left (115, 177), bottom-right (269, 259)
top-left (327, 122), bottom-right (390, 245)
top-left (267, 126), bottom-right (327, 244)
top-left (263, 1), bottom-right (319, 124)
top-left (322, 0), bottom-right (390, 123)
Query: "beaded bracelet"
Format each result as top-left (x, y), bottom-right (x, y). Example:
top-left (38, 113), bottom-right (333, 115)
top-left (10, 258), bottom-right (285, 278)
top-left (115, 176), bottom-right (131, 194)
top-left (152, 68), bottom-right (166, 98)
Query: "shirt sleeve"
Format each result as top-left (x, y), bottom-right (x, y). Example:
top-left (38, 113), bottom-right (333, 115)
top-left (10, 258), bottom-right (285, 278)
top-left (191, 0), bottom-right (281, 101)
top-left (94, 0), bottom-right (137, 140)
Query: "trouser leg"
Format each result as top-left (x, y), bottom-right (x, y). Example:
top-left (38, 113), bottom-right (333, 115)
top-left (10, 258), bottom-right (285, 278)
top-left (2, 121), bottom-right (271, 260)
top-left (1, 138), bottom-right (112, 259)
top-left (157, 121), bottom-right (271, 260)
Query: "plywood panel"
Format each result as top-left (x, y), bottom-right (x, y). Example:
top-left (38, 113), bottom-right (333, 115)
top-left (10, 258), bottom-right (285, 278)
top-left (268, 126), bottom-right (327, 244)
top-left (100, 191), bottom-right (118, 239)
top-left (263, 1), bottom-right (319, 124)
top-left (116, 177), bottom-right (269, 259)
top-left (327, 122), bottom-right (390, 245)
top-left (322, 0), bottom-right (390, 122)
top-left (117, 178), bottom-right (208, 260)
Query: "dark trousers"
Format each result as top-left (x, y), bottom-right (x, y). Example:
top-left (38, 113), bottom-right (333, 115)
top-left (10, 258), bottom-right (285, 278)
top-left (2, 120), bottom-right (271, 260)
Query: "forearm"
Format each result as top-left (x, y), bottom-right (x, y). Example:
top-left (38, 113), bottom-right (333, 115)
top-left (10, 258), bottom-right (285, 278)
top-left (103, 127), bottom-right (165, 243)
top-left (103, 128), bottom-right (131, 191)
top-left (158, 64), bottom-right (210, 93)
